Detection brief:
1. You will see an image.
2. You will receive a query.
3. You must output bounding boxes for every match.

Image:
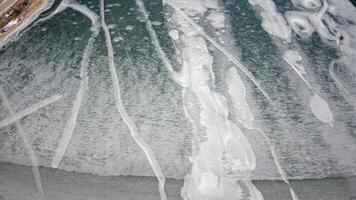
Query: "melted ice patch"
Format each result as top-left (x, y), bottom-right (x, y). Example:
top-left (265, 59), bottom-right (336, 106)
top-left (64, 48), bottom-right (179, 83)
top-left (309, 94), bottom-right (334, 125)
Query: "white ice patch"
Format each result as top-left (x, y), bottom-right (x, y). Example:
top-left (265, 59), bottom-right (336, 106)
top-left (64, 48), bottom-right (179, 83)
top-left (113, 36), bottom-right (123, 42)
top-left (226, 67), bottom-right (254, 129)
top-left (248, 0), bottom-right (291, 41)
top-left (249, 0), bottom-right (277, 12)
top-left (125, 25), bottom-right (134, 31)
top-left (283, 50), bottom-right (306, 75)
top-left (108, 24), bottom-right (116, 29)
top-left (285, 12), bottom-right (315, 38)
top-left (169, 29), bottom-right (179, 40)
top-left (292, 0), bottom-right (322, 10)
top-left (207, 11), bottom-right (225, 29)
top-left (260, 11), bottom-right (291, 41)
top-left (151, 21), bottom-right (162, 26)
top-left (309, 94), bottom-right (334, 125)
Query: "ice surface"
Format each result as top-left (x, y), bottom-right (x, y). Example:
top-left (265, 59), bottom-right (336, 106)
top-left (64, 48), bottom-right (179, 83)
top-left (0, 0), bottom-right (355, 199)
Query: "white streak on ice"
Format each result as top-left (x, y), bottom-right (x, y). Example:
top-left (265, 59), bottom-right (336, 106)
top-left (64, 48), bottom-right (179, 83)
top-left (100, 1), bottom-right (168, 199)
top-left (282, 50), bottom-right (311, 89)
top-left (226, 66), bottom-right (300, 199)
top-left (226, 68), bottom-right (254, 129)
top-left (51, 2), bottom-right (100, 168)
top-left (0, 87), bottom-right (44, 200)
top-left (165, 1), bottom-right (263, 199)
top-left (0, 94), bottom-right (62, 129)
top-left (134, 0), bottom-right (177, 80)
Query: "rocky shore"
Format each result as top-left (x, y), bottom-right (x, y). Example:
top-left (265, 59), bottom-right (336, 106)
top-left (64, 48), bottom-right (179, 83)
top-left (0, 0), bottom-right (46, 39)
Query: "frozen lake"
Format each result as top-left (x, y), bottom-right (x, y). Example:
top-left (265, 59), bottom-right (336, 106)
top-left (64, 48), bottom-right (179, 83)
top-left (0, 0), bottom-right (355, 199)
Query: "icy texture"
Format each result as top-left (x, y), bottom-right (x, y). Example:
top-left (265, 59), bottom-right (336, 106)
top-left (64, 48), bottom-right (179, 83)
top-left (0, 0), bottom-right (355, 195)
top-left (0, 1), bottom-right (192, 179)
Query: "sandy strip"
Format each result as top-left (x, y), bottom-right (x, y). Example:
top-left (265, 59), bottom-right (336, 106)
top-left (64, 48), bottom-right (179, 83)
top-left (0, 0), bottom-right (54, 48)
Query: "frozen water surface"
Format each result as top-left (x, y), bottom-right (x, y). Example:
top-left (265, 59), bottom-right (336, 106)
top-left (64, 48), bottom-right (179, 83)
top-left (0, 0), bottom-right (355, 199)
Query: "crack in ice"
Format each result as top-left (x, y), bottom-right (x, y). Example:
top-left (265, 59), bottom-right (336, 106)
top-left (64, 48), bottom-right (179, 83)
top-left (0, 87), bottom-right (45, 200)
top-left (100, 1), bottom-right (168, 199)
top-left (0, 94), bottom-right (62, 129)
top-left (135, 0), bottom-right (176, 80)
top-left (51, 1), bottom-right (100, 168)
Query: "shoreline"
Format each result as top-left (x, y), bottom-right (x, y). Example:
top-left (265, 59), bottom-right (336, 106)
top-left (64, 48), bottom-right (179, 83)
top-left (0, 161), bottom-right (354, 200)
top-left (0, 0), bottom-right (52, 47)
